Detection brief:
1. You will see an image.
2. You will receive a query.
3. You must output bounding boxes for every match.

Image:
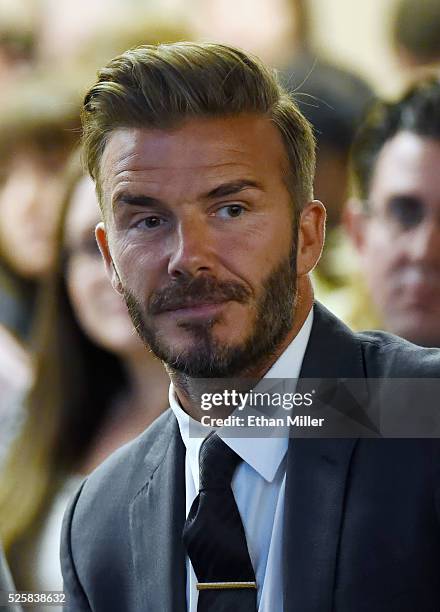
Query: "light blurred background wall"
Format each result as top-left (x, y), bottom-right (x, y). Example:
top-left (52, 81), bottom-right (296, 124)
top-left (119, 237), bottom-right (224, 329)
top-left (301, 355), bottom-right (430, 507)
top-left (309, 0), bottom-right (403, 96)
top-left (0, 0), bottom-right (415, 95)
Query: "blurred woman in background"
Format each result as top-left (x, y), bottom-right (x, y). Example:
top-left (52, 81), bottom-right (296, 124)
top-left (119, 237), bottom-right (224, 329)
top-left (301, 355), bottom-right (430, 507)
top-left (0, 7), bottom-right (189, 470)
top-left (0, 16), bottom-right (191, 599)
top-left (0, 157), bottom-right (169, 596)
top-left (0, 86), bottom-right (79, 469)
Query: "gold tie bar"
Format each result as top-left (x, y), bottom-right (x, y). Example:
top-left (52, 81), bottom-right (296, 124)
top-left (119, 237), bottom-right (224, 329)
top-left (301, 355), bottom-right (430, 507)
top-left (196, 581), bottom-right (257, 590)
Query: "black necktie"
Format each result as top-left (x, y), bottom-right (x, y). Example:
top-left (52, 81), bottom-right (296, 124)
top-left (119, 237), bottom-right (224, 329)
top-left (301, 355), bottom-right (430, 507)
top-left (182, 433), bottom-right (257, 611)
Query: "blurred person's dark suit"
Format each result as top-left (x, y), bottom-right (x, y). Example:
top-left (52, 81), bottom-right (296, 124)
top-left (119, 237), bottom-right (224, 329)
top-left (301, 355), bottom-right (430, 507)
top-left (61, 303), bottom-right (440, 612)
top-left (0, 542), bottom-right (22, 612)
top-left (0, 542), bottom-right (14, 590)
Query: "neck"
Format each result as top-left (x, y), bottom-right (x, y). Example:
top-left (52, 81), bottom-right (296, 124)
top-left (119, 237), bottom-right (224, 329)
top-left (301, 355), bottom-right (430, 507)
top-left (170, 276), bottom-right (313, 421)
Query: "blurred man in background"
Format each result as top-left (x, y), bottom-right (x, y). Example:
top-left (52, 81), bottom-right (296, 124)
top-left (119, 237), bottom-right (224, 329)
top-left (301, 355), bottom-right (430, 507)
top-left (345, 78), bottom-right (440, 347)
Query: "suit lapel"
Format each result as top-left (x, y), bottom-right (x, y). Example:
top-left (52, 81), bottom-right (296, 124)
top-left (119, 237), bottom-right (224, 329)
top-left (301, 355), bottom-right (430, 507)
top-left (283, 303), bottom-right (365, 611)
top-left (129, 413), bottom-right (187, 612)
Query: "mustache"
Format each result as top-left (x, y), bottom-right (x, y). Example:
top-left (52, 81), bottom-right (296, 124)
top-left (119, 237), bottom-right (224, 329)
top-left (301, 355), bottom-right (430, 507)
top-left (148, 275), bottom-right (252, 314)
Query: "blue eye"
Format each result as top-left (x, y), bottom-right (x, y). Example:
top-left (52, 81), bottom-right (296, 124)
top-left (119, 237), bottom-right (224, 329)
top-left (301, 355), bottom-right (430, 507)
top-left (137, 216), bottom-right (166, 229)
top-left (216, 204), bottom-right (245, 218)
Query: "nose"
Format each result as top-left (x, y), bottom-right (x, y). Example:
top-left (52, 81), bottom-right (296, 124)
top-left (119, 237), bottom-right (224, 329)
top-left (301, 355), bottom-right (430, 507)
top-left (167, 218), bottom-right (216, 279)
top-left (407, 220), bottom-right (440, 264)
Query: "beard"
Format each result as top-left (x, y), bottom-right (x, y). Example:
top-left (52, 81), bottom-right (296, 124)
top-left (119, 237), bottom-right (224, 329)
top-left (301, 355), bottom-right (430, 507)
top-left (123, 244), bottom-right (298, 378)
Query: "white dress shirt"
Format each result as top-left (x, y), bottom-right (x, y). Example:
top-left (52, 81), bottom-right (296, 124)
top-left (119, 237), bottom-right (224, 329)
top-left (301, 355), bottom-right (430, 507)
top-left (170, 308), bottom-right (313, 612)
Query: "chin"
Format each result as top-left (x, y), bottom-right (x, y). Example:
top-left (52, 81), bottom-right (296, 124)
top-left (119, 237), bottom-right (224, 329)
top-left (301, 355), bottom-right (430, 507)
top-left (173, 316), bottom-right (249, 343)
top-left (150, 329), bottom-right (250, 377)
top-left (167, 334), bottom-right (242, 360)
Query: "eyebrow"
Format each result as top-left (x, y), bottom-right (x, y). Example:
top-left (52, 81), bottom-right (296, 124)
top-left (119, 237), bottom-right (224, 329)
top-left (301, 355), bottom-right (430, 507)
top-left (203, 179), bottom-right (263, 199)
top-left (112, 179), bottom-right (263, 212)
top-left (112, 193), bottom-right (163, 212)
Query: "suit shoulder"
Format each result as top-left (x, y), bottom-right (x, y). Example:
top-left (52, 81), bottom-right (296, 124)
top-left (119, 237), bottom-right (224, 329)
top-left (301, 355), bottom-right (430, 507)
top-left (356, 330), bottom-right (440, 377)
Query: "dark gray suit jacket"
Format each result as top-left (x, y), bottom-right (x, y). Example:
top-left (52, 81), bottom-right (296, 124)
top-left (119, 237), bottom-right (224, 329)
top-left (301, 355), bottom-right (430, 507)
top-left (61, 303), bottom-right (440, 611)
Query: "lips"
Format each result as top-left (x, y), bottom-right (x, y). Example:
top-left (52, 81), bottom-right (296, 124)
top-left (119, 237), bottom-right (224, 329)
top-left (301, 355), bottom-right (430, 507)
top-left (159, 299), bottom-right (229, 313)
top-left (158, 300), bottom-right (231, 320)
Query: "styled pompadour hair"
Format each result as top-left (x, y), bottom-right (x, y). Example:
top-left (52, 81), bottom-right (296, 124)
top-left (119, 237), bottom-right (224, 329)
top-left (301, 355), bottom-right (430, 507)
top-left (81, 42), bottom-right (315, 211)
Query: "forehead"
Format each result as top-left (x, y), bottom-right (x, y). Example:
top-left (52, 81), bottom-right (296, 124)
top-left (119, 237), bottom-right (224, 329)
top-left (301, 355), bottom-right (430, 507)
top-left (370, 131), bottom-right (440, 201)
top-left (99, 115), bottom-right (288, 203)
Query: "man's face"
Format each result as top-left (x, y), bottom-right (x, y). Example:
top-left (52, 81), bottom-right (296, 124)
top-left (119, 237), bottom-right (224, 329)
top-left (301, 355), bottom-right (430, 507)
top-left (97, 115), bottom-right (306, 376)
top-left (354, 131), bottom-right (440, 347)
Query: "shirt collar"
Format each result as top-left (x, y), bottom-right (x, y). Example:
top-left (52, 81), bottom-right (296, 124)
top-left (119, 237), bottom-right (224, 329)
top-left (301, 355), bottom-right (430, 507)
top-left (170, 307), bottom-right (313, 486)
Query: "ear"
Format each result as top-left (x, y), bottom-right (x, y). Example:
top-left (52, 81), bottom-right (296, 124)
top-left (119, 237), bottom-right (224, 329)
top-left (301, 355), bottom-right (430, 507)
top-left (342, 198), bottom-right (367, 253)
top-left (296, 199), bottom-right (326, 276)
top-left (95, 222), bottom-right (123, 295)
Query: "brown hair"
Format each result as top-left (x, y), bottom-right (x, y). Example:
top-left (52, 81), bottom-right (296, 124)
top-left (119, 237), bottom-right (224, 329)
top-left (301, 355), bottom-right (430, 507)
top-left (350, 77), bottom-right (440, 203)
top-left (81, 42), bottom-right (315, 211)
